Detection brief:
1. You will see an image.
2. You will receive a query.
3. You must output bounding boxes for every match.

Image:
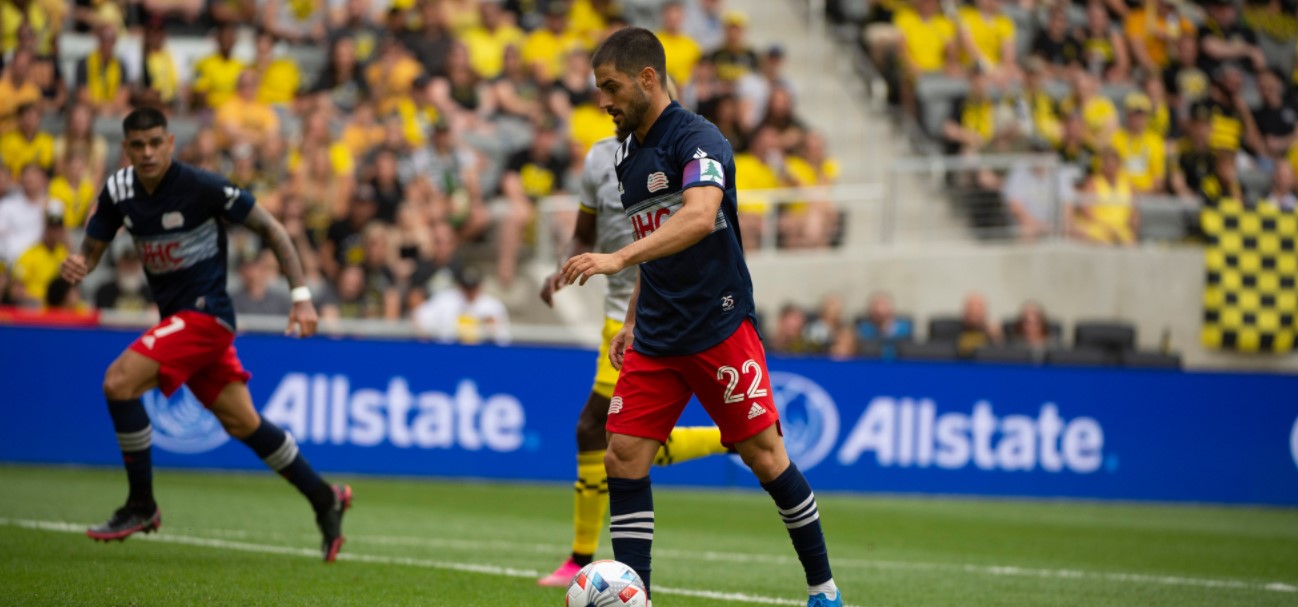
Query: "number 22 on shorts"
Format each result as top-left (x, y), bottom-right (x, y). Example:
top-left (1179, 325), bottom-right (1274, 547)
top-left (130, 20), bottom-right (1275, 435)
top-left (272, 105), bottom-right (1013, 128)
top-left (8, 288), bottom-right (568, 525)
top-left (716, 359), bottom-right (768, 404)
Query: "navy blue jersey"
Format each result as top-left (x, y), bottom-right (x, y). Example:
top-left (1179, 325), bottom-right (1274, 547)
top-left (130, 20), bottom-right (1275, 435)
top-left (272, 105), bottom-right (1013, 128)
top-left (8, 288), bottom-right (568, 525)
top-left (86, 162), bottom-right (256, 330)
top-left (614, 101), bottom-right (755, 356)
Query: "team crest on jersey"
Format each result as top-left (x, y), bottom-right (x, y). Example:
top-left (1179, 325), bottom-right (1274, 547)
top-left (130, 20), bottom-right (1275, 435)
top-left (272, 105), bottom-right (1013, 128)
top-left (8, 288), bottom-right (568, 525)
top-left (162, 211), bottom-right (185, 230)
top-left (647, 172), bottom-right (669, 193)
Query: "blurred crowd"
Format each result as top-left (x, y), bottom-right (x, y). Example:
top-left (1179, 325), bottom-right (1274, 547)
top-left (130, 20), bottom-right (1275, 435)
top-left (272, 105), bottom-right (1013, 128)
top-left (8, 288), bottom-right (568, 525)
top-left (0, 0), bottom-right (844, 335)
top-left (846, 0), bottom-right (1298, 244)
top-left (769, 291), bottom-right (1055, 358)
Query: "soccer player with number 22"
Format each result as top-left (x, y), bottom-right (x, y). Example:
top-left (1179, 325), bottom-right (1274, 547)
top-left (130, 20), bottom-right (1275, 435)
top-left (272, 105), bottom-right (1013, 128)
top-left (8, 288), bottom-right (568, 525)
top-left (562, 27), bottom-right (843, 607)
top-left (60, 108), bottom-right (352, 561)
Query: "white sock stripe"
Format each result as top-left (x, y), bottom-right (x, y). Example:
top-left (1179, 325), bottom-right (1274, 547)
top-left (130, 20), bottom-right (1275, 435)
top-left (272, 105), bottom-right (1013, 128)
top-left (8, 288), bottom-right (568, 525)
top-left (116, 427), bottom-right (152, 451)
top-left (610, 522), bottom-right (655, 530)
top-left (777, 493), bottom-right (816, 516)
top-left (783, 506), bottom-right (820, 525)
top-left (784, 512), bottom-right (821, 529)
top-left (609, 531), bottom-right (655, 541)
top-left (778, 500), bottom-right (809, 518)
top-left (610, 511), bottom-right (654, 523)
top-left (263, 434), bottom-right (300, 471)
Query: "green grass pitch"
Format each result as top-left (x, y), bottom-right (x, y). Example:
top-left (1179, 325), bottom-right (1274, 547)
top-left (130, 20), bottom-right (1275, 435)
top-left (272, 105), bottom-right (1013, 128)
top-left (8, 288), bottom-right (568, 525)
top-left (1, 465), bottom-right (1296, 606)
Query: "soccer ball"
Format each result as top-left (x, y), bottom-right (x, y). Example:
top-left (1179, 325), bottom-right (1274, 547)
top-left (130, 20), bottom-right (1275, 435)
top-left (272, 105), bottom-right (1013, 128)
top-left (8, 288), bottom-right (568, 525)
top-left (564, 560), bottom-right (649, 607)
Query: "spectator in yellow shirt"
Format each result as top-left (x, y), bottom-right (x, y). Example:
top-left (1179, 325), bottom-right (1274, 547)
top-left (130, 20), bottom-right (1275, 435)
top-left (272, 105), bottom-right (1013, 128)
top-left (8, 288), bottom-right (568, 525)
top-left (2, 0), bottom-right (55, 56)
top-left (1059, 70), bottom-right (1118, 148)
top-left (523, 3), bottom-right (585, 83)
top-left (657, 1), bottom-right (701, 86)
top-left (1110, 93), bottom-right (1165, 193)
top-left (48, 151), bottom-right (96, 229)
top-left (733, 125), bottom-right (789, 252)
top-left (52, 104), bottom-right (107, 186)
top-left (707, 10), bottom-right (759, 83)
top-left (0, 50), bottom-right (42, 134)
top-left (957, 0), bottom-right (1018, 82)
top-left (139, 21), bottom-right (179, 108)
top-left (460, 0), bottom-right (525, 80)
top-left (191, 23), bottom-right (245, 110)
top-left (0, 103), bottom-right (53, 177)
top-left (261, 0), bottom-right (327, 45)
top-left (1124, 0), bottom-right (1195, 73)
top-left (215, 70), bottom-right (283, 152)
top-left (1074, 146), bottom-right (1138, 246)
top-left (75, 24), bottom-right (129, 115)
top-left (10, 202), bottom-right (67, 306)
top-left (253, 29), bottom-right (302, 107)
top-left (364, 38), bottom-right (424, 114)
top-left (895, 0), bottom-right (958, 76)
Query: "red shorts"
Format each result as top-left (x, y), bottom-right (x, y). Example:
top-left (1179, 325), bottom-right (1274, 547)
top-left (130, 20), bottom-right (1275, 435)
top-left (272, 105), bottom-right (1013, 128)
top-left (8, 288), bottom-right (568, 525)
top-left (129, 310), bottom-right (252, 407)
top-left (608, 320), bottom-right (780, 447)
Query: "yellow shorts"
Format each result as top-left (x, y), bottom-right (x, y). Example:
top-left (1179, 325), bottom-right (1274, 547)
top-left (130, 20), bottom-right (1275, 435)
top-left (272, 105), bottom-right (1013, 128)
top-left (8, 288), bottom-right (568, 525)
top-left (592, 317), bottom-right (623, 399)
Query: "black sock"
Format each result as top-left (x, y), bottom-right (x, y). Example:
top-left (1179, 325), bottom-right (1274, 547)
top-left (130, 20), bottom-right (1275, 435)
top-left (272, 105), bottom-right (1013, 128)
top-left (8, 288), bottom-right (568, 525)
top-left (240, 416), bottom-right (333, 511)
top-left (761, 463), bottom-right (833, 586)
top-left (608, 476), bottom-right (654, 596)
top-left (108, 398), bottom-right (154, 508)
top-left (571, 552), bottom-right (594, 567)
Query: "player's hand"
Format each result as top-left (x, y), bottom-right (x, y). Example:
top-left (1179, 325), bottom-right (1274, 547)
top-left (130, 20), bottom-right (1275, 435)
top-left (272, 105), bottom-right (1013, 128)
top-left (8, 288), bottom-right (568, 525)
top-left (609, 323), bottom-right (633, 371)
top-left (562, 252), bottom-right (624, 286)
top-left (287, 300), bottom-right (319, 338)
top-left (61, 254), bottom-right (89, 285)
top-left (539, 271), bottom-right (565, 307)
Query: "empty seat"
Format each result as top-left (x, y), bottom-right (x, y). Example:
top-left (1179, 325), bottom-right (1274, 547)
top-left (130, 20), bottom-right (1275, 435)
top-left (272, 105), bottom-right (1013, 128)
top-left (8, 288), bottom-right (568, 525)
top-left (1074, 321), bottom-right (1136, 351)
top-left (897, 341), bottom-right (960, 362)
top-left (973, 345), bottom-right (1038, 365)
top-left (927, 317), bottom-right (965, 342)
top-left (1045, 348), bottom-right (1114, 367)
top-left (1001, 318), bottom-right (1064, 342)
top-left (1120, 350), bottom-right (1182, 369)
top-left (1138, 198), bottom-right (1192, 242)
top-left (856, 340), bottom-right (885, 359)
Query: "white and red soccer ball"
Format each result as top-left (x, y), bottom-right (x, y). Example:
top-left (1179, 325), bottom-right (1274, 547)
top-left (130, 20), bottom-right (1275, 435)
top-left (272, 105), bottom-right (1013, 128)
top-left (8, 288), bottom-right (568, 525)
top-left (564, 560), bottom-right (648, 607)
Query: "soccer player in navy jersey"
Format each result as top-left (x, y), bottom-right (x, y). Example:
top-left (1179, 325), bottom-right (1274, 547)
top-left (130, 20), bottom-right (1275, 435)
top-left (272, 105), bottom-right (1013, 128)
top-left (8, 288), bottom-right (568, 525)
top-left (562, 28), bottom-right (842, 607)
top-left (60, 108), bottom-right (352, 562)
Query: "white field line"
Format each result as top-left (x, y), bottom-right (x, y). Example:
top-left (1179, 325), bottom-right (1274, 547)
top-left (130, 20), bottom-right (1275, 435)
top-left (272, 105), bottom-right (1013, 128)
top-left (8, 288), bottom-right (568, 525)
top-left (200, 527), bottom-right (1298, 595)
top-left (5, 518), bottom-right (1294, 597)
top-left (0, 518), bottom-right (832, 607)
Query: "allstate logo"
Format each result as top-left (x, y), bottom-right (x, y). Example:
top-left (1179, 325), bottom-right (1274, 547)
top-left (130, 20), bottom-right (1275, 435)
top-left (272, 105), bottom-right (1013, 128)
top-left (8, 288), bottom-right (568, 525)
top-left (769, 371), bottom-right (840, 472)
top-left (141, 388), bottom-right (229, 454)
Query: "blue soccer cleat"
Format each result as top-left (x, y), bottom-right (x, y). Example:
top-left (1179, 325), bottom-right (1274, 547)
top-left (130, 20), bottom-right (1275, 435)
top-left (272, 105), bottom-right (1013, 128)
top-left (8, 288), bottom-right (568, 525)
top-left (808, 591), bottom-right (843, 607)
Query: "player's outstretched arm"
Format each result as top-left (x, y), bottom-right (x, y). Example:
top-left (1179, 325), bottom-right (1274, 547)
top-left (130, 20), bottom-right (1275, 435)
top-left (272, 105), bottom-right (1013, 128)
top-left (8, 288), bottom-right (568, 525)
top-left (61, 236), bottom-right (110, 286)
top-left (563, 186), bottom-right (723, 286)
top-left (542, 206), bottom-right (596, 307)
top-left (242, 205), bottom-right (319, 338)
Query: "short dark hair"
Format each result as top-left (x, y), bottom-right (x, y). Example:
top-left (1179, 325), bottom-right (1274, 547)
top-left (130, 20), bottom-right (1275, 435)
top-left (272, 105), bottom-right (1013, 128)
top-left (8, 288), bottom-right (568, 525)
top-left (122, 107), bottom-right (168, 134)
top-left (591, 27), bottom-right (667, 85)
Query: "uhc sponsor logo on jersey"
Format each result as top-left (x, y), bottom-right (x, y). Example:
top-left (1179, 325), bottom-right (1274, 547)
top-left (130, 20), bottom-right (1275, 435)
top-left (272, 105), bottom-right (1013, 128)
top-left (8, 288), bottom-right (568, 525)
top-left (627, 191), bottom-right (729, 241)
top-left (135, 217), bottom-right (221, 274)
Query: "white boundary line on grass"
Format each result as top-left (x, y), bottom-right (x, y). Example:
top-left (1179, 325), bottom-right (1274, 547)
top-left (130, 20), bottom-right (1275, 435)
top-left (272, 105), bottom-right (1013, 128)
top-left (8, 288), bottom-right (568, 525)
top-left (0, 518), bottom-right (824, 607)
top-left (4, 518), bottom-right (1295, 598)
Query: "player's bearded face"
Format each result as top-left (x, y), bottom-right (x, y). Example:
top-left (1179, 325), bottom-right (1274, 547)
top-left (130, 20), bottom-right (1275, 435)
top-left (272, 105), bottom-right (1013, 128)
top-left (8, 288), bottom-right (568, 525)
top-left (596, 63), bottom-right (652, 138)
top-left (124, 128), bottom-right (174, 179)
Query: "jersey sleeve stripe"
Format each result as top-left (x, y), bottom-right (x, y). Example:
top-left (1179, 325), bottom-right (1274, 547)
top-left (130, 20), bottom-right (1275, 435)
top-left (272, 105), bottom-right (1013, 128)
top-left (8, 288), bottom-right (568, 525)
top-left (125, 167), bottom-right (135, 199)
top-left (107, 172), bottom-right (120, 203)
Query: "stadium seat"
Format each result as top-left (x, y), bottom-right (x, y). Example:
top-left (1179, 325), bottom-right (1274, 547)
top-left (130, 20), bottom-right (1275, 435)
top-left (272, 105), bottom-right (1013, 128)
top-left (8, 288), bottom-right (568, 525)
top-left (897, 341), bottom-right (960, 362)
top-left (1001, 318), bottom-right (1063, 342)
top-left (1120, 350), bottom-right (1182, 370)
top-left (1074, 321), bottom-right (1136, 352)
top-left (1138, 198), bottom-right (1192, 242)
top-left (972, 345), bottom-right (1038, 365)
top-left (1045, 347), bottom-right (1114, 367)
top-left (927, 317), bottom-right (964, 342)
top-left (857, 340), bottom-right (884, 359)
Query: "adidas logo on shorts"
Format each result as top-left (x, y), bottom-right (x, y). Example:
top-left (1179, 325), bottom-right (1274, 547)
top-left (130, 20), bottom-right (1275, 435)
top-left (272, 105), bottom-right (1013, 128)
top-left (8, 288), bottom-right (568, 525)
top-left (747, 403), bottom-right (767, 420)
top-left (609, 397), bottom-right (624, 415)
